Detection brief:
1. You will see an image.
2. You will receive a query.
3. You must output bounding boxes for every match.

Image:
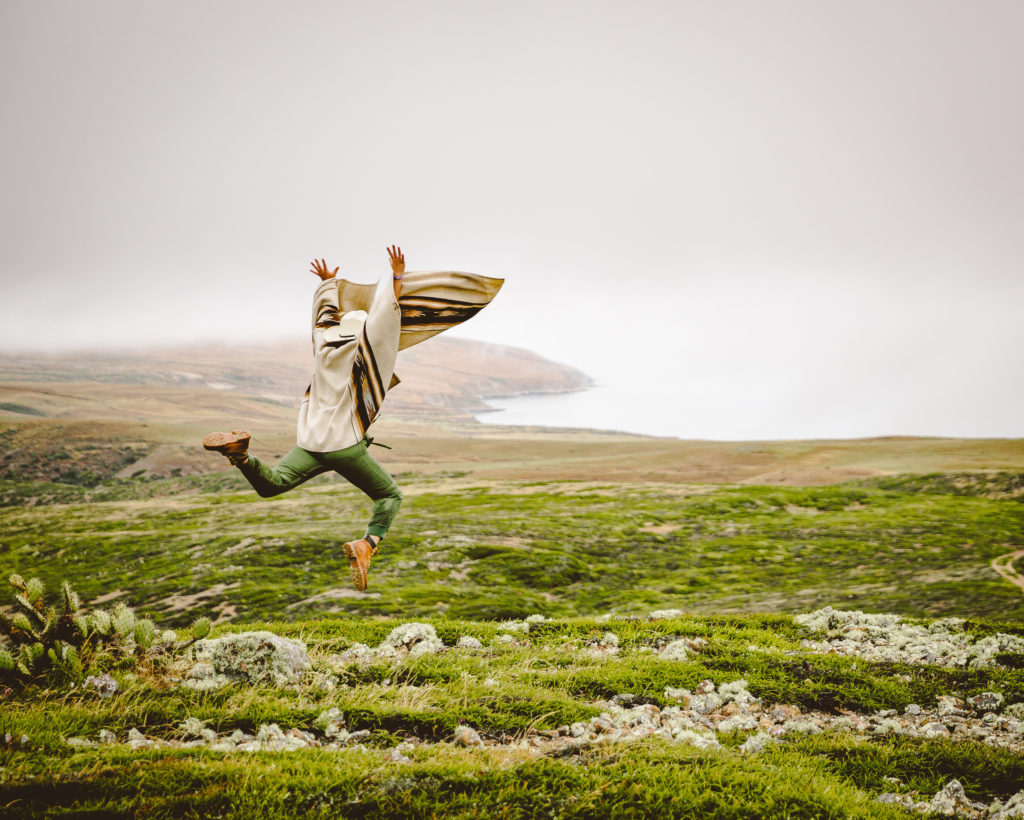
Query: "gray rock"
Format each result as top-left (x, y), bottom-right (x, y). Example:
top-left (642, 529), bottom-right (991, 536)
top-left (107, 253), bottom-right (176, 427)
top-left (992, 790), bottom-right (1024, 819)
top-left (920, 721), bottom-right (951, 738)
top-left (928, 779), bottom-right (987, 817)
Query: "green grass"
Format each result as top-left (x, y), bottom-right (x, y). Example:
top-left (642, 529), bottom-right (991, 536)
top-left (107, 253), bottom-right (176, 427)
top-left (0, 473), bottom-right (1022, 626)
top-left (2, 612), bottom-right (1024, 818)
top-left (2, 470), bottom-right (1023, 817)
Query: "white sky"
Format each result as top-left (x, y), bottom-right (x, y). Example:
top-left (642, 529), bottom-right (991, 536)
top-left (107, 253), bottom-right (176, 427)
top-left (1, 1), bottom-right (1022, 438)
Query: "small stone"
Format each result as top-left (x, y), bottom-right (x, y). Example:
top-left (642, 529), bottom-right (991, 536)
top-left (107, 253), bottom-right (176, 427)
top-left (127, 728), bottom-right (154, 750)
top-left (98, 729), bottom-right (117, 745)
top-left (388, 748), bottom-right (412, 764)
top-left (738, 731), bottom-right (776, 754)
top-left (920, 721), bottom-right (951, 738)
top-left (967, 692), bottom-right (1004, 712)
top-left (937, 696), bottom-right (969, 718)
top-left (454, 726), bottom-right (484, 748)
top-left (456, 636), bottom-right (483, 649)
top-left (660, 640), bottom-right (692, 661)
top-left (905, 703), bottom-right (923, 715)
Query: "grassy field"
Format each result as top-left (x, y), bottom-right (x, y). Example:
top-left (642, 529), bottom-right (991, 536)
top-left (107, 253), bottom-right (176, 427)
top-left (1, 470), bottom-right (1022, 627)
top-left (2, 348), bottom-right (1023, 817)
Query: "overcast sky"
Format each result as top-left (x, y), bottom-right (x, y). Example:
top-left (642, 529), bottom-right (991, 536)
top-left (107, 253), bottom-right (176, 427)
top-left (1, 1), bottom-right (1021, 439)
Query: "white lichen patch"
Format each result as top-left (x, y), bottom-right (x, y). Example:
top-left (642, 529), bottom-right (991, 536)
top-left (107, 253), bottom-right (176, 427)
top-left (795, 606), bottom-right (1024, 668)
top-left (658, 636), bottom-right (708, 662)
top-left (326, 623), bottom-right (447, 670)
top-left (179, 631), bottom-right (309, 690)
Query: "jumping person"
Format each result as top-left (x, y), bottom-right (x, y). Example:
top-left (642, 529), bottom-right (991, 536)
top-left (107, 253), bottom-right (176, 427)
top-left (203, 247), bottom-right (502, 591)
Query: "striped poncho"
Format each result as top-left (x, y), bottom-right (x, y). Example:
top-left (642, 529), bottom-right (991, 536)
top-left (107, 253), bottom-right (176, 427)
top-left (296, 270), bottom-right (504, 452)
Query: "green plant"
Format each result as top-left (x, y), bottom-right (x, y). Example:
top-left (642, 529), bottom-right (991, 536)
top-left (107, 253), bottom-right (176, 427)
top-left (0, 574), bottom-right (167, 685)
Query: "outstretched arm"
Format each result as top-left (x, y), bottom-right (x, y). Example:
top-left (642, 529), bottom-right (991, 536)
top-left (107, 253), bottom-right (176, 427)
top-left (387, 245), bottom-right (404, 299)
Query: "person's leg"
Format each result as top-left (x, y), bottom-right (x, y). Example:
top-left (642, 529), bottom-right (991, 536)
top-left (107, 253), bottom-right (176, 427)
top-left (320, 438), bottom-right (403, 539)
top-left (236, 446), bottom-right (327, 498)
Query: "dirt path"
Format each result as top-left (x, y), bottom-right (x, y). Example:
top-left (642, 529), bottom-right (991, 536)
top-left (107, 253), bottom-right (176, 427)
top-left (991, 549), bottom-right (1024, 593)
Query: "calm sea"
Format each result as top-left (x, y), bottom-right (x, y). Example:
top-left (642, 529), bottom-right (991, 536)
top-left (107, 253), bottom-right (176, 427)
top-left (476, 384), bottom-right (687, 439)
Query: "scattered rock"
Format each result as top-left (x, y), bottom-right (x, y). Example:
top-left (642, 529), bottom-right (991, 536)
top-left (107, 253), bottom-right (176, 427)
top-left (83, 673), bottom-right (118, 698)
top-left (795, 607), bottom-right (1024, 668)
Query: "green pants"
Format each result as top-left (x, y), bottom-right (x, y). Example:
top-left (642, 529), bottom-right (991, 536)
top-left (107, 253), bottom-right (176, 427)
top-left (236, 436), bottom-right (402, 539)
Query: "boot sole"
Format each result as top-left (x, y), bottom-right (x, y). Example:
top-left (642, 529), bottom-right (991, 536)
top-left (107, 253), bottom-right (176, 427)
top-left (202, 431), bottom-right (251, 452)
top-left (344, 541), bottom-right (368, 591)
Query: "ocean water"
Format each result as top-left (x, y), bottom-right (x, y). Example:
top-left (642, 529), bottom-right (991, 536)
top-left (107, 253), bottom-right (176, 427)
top-left (476, 384), bottom-right (691, 439)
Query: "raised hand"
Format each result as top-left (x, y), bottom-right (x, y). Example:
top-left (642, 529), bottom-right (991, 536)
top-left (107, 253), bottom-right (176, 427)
top-left (387, 245), bottom-right (405, 276)
top-left (310, 258), bottom-right (339, 281)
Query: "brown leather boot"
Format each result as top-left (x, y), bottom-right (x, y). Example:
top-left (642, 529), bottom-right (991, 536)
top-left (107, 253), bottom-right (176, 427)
top-left (343, 536), bottom-right (380, 591)
top-left (202, 431), bottom-right (251, 465)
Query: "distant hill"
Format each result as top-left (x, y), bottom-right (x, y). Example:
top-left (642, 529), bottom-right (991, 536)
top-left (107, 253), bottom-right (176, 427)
top-left (0, 337), bottom-right (593, 482)
top-left (0, 336), bottom-right (592, 418)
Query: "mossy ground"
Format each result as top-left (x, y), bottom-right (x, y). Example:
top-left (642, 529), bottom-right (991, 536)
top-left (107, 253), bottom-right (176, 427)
top-left (1, 470), bottom-right (1022, 817)
top-left (1, 471), bottom-right (1022, 626)
top-left (3, 612), bottom-right (1024, 818)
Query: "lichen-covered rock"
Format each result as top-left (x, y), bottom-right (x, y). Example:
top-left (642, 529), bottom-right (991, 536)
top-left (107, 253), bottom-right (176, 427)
top-left (928, 779), bottom-right (987, 817)
top-left (649, 609), bottom-right (685, 620)
top-left (179, 717), bottom-right (216, 742)
top-left (920, 721), bottom-right (951, 738)
top-left (718, 679), bottom-right (757, 707)
top-left (738, 731), bottom-right (776, 754)
top-left (1005, 703), bottom-right (1024, 720)
top-left (456, 636), bottom-right (483, 649)
top-left (992, 790), bottom-right (1024, 819)
top-left (660, 640), bottom-right (693, 662)
top-left (877, 792), bottom-right (926, 813)
top-left (795, 607), bottom-right (1024, 668)
top-left (967, 692), bottom-right (1004, 712)
top-left (187, 631), bottom-right (309, 689)
top-left (383, 622), bottom-right (440, 651)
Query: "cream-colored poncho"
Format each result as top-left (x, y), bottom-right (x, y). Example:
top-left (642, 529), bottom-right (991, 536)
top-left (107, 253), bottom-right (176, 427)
top-left (296, 270), bottom-right (503, 452)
